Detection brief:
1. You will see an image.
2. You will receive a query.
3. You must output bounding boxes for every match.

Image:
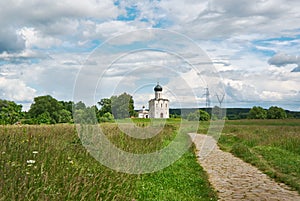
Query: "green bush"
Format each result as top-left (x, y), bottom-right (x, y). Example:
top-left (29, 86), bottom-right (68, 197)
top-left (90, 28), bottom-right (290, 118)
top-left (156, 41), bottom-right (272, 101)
top-left (267, 106), bottom-right (287, 119)
top-left (187, 110), bottom-right (210, 121)
top-left (248, 106), bottom-right (267, 119)
top-left (99, 112), bottom-right (114, 122)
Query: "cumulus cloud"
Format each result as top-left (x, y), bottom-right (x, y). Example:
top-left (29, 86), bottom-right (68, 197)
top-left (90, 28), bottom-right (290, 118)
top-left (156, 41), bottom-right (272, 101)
top-left (171, 0), bottom-right (300, 40)
top-left (0, 28), bottom-right (25, 53)
top-left (0, 0), bottom-right (299, 111)
top-left (220, 68), bottom-right (300, 109)
top-left (0, 0), bottom-right (122, 54)
top-left (18, 27), bottom-right (62, 49)
top-left (268, 53), bottom-right (299, 66)
top-left (268, 53), bottom-right (300, 72)
top-left (0, 49), bottom-right (51, 65)
top-left (0, 0), bottom-right (119, 24)
top-left (95, 21), bottom-right (148, 39)
top-left (208, 0), bottom-right (287, 18)
top-left (0, 77), bottom-right (36, 102)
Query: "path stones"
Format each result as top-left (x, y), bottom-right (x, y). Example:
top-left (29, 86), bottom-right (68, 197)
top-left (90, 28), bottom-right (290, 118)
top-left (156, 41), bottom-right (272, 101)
top-left (189, 133), bottom-right (300, 201)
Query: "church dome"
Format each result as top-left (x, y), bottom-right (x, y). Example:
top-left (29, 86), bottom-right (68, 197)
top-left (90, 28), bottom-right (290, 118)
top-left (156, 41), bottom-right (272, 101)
top-left (154, 84), bottom-right (163, 92)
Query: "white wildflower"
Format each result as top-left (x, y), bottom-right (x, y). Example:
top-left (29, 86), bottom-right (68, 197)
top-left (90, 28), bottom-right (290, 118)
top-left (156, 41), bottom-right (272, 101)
top-left (32, 151), bottom-right (38, 154)
top-left (26, 160), bottom-right (36, 164)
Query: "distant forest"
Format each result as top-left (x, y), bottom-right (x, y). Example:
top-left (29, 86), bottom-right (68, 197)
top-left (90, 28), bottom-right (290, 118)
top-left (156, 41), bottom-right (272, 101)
top-left (169, 108), bottom-right (300, 120)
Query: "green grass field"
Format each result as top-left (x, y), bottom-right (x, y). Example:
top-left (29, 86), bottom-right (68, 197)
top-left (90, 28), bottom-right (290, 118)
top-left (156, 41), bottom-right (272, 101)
top-left (0, 123), bottom-right (217, 201)
top-left (1, 119), bottom-right (299, 200)
top-left (217, 119), bottom-right (300, 193)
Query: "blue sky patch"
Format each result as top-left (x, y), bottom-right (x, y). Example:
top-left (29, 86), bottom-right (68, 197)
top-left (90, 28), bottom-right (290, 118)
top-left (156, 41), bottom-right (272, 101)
top-left (117, 5), bottom-right (139, 21)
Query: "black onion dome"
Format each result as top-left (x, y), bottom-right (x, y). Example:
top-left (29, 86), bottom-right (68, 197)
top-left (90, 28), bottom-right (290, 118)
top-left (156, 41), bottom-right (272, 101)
top-left (154, 84), bottom-right (162, 92)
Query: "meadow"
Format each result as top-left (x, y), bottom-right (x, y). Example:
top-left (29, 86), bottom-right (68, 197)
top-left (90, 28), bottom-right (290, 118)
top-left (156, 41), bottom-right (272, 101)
top-left (1, 118), bottom-right (300, 200)
top-left (0, 121), bottom-right (217, 201)
top-left (216, 119), bottom-right (300, 193)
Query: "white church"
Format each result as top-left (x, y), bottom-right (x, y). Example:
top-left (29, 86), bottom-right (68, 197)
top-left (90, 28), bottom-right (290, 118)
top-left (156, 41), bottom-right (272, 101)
top-left (138, 83), bottom-right (169, 119)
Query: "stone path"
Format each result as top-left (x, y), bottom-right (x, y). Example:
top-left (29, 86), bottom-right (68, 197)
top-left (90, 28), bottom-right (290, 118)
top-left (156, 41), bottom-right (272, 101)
top-left (189, 133), bottom-right (300, 201)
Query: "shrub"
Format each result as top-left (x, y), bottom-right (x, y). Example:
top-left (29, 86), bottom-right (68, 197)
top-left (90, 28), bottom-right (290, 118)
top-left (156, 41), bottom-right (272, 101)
top-left (187, 110), bottom-right (210, 121)
top-left (248, 106), bottom-right (267, 119)
top-left (267, 106), bottom-right (287, 119)
top-left (99, 112), bottom-right (114, 123)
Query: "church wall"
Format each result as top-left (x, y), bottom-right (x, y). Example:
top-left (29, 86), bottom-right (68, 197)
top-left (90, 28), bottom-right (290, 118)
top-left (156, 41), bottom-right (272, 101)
top-left (149, 100), bottom-right (155, 118)
top-left (149, 99), bottom-right (169, 118)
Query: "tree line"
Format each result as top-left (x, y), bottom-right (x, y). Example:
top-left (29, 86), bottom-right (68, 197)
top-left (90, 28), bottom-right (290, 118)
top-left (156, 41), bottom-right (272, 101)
top-left (183, 106), bottom-right (289, 120)
top-left (0, 93), bottom-right (135, 125)
top-left (0, 94), bottom-right (294, 125)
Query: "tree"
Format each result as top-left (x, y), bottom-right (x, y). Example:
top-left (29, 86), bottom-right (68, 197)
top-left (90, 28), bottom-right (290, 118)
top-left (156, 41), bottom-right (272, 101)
top-left (0, 100), bottom-right (22, 125)
top-left (267, 106), bottom-right (287, 119)
top-left (128, 95), bottom-right (136, 117)
top-left (73, 105), bottom-right (97, 124)
top-left (98, 98), bottom-right (111, 117)
top-left (187, 110), bottom-right (210, 121)
top-left (36, 112), bottom-right (52, 124)
top-left (57, 109), bottom-right (72, 123)
top-left (74, 101), bottom-right (86, 110)
top-left (107, 93), bottom-right (135, 119)
top-left (59, 101), bottom-right (74, 113)
top-left (28, 95), bottom-right (73, 124)
top-left (248, 106), bottom-right (267, 119)
top-left (28, 95), bottom-right (63, 124)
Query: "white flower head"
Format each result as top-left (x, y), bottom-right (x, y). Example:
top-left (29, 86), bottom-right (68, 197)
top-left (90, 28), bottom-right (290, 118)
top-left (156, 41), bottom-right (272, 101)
top-left (26, 160), bottom-right (36, 164)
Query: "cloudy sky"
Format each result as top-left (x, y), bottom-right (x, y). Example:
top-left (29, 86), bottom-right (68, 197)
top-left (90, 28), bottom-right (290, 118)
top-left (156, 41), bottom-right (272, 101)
top-left (1, 0), bottom-right (300, 111)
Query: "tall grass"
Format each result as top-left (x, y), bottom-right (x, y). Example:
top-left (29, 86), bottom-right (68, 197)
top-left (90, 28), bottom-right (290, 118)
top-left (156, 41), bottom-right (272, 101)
top-left (0, 123), bottom-right (217, 200)
top-left (218, 119), bottom-right (300, 193)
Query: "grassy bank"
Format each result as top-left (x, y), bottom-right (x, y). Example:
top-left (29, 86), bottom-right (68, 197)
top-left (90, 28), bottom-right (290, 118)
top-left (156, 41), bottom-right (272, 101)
top-left (218, 119), bottom-right (300, 193)
top-left (0, 124), bottom-right (217, 200)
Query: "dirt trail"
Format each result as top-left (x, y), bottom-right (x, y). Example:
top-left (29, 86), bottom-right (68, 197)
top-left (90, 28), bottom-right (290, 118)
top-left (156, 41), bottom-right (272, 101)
top-left (189, 133), bottom-right (300, 201)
